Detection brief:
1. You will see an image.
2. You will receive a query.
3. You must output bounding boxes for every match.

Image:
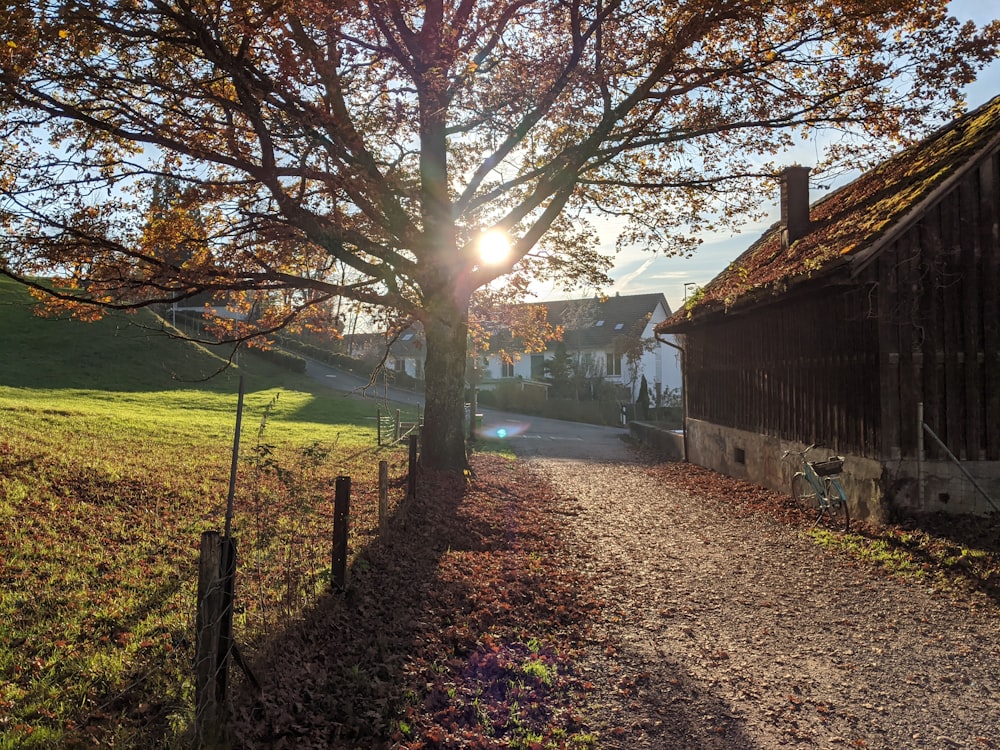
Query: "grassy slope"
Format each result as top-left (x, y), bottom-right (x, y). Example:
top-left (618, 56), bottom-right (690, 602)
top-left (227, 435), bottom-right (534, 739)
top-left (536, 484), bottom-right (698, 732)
top-left (0, 278), bottom-right (408, 748)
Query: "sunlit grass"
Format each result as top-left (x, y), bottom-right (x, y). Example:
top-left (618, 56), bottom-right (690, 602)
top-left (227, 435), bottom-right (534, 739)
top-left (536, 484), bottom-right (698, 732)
top-left (0, 382), bottom-right (411, 746)
top-left (809, 526), bottom-right (998, 599)
top-left (0, 278), bottom-right (414, 746)
top-left (810, 528), bottom-right (930, 579)
top-left (470, 436), bottom-right (518, 460)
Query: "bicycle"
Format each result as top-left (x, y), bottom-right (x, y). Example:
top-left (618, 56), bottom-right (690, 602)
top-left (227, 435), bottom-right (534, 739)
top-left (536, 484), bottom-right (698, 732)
top-left (782, 445), bottom-right (850, 531)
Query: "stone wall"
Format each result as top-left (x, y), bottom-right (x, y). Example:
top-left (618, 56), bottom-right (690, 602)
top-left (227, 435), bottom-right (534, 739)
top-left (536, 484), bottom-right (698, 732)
top-left (678, 419), bottom-right (999, 522)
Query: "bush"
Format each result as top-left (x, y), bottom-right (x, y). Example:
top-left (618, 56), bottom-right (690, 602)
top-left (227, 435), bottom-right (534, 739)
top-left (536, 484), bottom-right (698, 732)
top-left (247, 346), bottom-right (308, 373)
top-left (488, 379), bottom-right (548, 413)
top-left (539, 398), bottom-right (622, 426)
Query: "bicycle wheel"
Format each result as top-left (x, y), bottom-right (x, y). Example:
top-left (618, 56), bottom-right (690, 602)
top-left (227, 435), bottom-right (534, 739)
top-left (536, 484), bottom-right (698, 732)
top-left (791, 472), bottom-right (821, 521)
top-left (821, 478), bottom-right (850, 532)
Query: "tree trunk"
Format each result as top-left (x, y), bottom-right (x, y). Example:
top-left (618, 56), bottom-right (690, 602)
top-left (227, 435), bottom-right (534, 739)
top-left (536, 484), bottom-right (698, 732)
top-left (420, 293), bottom-right (471, 471)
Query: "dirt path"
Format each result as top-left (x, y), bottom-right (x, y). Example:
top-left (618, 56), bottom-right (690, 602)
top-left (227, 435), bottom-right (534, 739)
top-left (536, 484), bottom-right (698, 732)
top-left (531, 457), bottom-right (1000, 750)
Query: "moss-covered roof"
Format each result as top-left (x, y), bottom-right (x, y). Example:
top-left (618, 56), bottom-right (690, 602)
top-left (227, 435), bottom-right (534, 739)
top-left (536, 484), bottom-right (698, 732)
top-left (658, 95), bottom-right (1000, 332)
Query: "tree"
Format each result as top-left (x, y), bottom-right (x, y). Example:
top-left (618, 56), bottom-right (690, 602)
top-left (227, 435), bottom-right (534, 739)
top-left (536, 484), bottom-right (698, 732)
top-left (0, 2), bottom-right (997, 470)
top-left (636, 375), bottom-right (649, 420)
top-left (617, 312), bottom-right (657, 399)
top-left (543, 342), bottom-right (576, 399)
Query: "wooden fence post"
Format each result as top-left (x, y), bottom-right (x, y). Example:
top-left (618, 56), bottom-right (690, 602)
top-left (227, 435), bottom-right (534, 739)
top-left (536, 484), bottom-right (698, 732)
top-left (332, 476), bottom-right (350, 591)
top-left (378, 460), bottom-right (388, 534)
top-left (407, 434), bottom-right (418, 500)
top-left (195, 531), bottom-right (235, 747)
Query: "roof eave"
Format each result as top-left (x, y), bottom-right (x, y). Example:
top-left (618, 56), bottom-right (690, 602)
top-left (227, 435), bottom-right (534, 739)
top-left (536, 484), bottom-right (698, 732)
top-left (657, 256), bottom-right (852, 333)
top-left (848, 127), bottom-right (1000, 278)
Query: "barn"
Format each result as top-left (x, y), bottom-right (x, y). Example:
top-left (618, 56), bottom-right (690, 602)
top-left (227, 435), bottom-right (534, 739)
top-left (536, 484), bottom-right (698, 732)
top-left (657, 96), bottom-right (1000, 522)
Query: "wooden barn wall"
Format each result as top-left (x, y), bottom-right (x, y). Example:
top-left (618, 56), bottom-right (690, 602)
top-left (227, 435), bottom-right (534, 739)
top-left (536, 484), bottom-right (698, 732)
top-left (685, 286), bottom-right (880, 457)
top-left (877, 148), bottom-right (1000, 461)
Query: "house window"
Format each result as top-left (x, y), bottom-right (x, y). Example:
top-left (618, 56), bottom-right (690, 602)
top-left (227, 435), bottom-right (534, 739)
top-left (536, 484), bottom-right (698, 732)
top-left (395, 358), bottom-right (407, 372)
top-left (530, 354), bottom-right (545, 379)
top-left (402, 333), bottom-right (414, 341)
top-left (606, 352), bottom-right (622, 377)
top-left (502, 360), bottom-right (514, 378)
top-left (594, 320), bottom-right (605, 327)
top-left (614, 322), bottom-right (625, 330)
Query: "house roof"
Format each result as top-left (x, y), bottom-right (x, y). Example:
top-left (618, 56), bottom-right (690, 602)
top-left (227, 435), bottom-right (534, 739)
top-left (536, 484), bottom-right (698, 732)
top-left (658, 94), bottom-right (1000, 333)
top-left (521, 292), bottom-right (671, 351)
top-left (345, 293), bottom-right (672, 358)
top-left (333, 329), bottom-right (425, 359)
top-left (389, 325), bottom-right (425, 358)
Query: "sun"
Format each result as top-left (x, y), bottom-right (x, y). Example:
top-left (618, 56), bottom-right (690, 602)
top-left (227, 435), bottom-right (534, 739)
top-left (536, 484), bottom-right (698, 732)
top-left (477, 229), bottom-right (511, 265)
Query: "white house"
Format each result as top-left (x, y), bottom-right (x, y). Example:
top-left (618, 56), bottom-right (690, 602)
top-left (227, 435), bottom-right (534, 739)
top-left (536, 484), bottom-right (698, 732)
top-left (480, 293), bottom-right (682, 404)
top-left (385, 328), bottom-right (425, 380)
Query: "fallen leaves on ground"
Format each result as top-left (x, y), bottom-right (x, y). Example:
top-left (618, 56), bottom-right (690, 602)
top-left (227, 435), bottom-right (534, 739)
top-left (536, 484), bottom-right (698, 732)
top-left (231, 451), bottom-right (1000, 748)
top-left (231, 453), bottom-right (600, 749)
top-left (643, 459), bottom-right (1000, 603)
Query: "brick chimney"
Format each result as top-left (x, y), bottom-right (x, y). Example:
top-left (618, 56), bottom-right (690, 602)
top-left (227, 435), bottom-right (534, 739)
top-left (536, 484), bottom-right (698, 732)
top-left (780, 165), bottom-right (811, 250)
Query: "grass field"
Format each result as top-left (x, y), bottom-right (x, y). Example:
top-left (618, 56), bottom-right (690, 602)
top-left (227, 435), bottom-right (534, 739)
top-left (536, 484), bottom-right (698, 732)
top-left (0, 278), bottom-right (412, 747)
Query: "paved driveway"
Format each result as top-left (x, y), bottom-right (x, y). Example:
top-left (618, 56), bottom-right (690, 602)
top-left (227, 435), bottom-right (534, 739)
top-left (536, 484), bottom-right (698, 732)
top-left (479, 408), bottom-right (630, 462)
top-left (304, 358), bottom-right (630, 461)
top-left (304, 358), bottom-right (425, 407)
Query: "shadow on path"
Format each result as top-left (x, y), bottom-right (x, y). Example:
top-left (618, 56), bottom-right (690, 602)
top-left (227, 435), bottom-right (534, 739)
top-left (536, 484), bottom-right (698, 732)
top-left (229, 454), bottom-right (758, 748)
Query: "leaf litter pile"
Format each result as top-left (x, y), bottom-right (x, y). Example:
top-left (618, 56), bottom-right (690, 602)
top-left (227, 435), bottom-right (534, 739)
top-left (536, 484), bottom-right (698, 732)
top-left (232, 451), bottom-right (1000, 749)
top-left (232, 453), bottom-right (600, 749)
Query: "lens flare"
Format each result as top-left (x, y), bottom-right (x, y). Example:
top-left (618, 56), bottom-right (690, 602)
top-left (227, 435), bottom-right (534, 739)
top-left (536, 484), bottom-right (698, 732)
top-left (485, 422), bottom-right (529, 439)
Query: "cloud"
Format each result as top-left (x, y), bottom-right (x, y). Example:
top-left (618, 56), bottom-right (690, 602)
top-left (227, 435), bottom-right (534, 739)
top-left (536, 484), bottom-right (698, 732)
top-left (613, 256), bottom-right (657, 291)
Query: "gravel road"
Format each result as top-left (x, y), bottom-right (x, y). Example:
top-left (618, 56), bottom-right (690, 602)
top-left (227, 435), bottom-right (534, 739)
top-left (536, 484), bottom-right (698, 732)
top-left (529, 457), bottom-right (1000, 750)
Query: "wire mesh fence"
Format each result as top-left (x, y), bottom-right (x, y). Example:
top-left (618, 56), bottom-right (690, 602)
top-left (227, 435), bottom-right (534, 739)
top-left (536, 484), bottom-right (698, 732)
top-left (192, 416), bottom-right (419, 745)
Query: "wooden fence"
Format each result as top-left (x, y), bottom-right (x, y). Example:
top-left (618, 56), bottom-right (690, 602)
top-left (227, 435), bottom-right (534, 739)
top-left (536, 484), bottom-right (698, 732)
top-left (193, 434), bottom-right (419, 746)
top-left (377, 406), bottom-right (423, 446)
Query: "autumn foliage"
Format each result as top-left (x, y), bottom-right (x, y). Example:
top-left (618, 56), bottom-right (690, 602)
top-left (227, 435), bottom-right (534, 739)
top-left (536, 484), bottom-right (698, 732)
top-left (1, 1), bottom-right (998, 471)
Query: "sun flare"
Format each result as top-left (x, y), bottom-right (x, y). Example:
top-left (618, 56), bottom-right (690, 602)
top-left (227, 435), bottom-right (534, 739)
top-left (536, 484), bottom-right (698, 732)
top-left (477, 229), bottom-right (511, 265)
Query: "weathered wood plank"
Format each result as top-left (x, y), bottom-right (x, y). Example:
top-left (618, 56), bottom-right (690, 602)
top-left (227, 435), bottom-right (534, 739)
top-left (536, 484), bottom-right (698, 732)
top-left (960, 170), bottom-right (985, 459)
top-left (195, 531), bottom-right (226, 746)
top-left (940, 188), bottom-right (966, 459)
top-left (332, 476), bottom-right (350, 590)
top-left (981, 152), bottom-right (1000, 460)
top-left (896, 229), bottom-right (920, 457)
top-left (920, 209), bottom-right (944, 459)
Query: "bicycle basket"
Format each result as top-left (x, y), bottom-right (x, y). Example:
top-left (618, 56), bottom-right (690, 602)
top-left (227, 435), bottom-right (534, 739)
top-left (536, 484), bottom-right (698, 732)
top-left (810, 457), bottom-right (844, 476)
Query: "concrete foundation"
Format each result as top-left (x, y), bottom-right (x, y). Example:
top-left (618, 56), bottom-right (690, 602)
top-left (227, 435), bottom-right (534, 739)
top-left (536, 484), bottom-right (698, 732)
top-left (628, 421), bottom-right (685, 461)
top-left (634, 418), bottom-right (999, 523)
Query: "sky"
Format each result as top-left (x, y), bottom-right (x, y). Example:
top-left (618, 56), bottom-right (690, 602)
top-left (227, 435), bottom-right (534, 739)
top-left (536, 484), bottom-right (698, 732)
top-left (529, 1), bottom-right (1000, 314)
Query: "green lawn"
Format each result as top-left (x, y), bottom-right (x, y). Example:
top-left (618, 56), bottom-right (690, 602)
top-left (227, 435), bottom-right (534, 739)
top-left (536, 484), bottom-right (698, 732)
top-left (0, 278), bottom-right (410, 747)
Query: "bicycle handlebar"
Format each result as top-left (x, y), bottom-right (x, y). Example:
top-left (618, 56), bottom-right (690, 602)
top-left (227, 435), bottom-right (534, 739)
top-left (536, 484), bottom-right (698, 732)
top-left (782, 443), bottom-right (817, 460)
